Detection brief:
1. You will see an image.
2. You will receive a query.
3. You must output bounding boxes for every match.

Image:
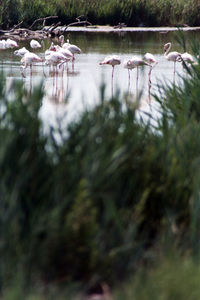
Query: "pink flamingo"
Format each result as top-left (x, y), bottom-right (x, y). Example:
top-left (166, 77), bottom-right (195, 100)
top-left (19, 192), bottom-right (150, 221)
top-left (99, 55), bottom-right (121, 96)
top-left (45, 51), bottom-right (70, 75)
top-left (143, 52), bottom-right (158, 100)
top-left (30, 39), bottom-right (42, 50)
top-left (124, 56), bottom-right (150, 93)
top-left (20, 52), bottom-right (43, 76)
top-left (163, 42), bottom-right (181, 82)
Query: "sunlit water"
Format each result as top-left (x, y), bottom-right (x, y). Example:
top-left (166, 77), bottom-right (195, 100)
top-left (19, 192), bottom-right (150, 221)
top-left (0, 30), bottom-right (197, 129)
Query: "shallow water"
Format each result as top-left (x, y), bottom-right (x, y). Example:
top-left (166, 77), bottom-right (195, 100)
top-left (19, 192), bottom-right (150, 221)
top-left (0, 30), bottom-right (198, 128)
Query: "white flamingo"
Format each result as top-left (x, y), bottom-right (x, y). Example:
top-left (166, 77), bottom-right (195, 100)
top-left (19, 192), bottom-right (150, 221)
top-left (124, 59), bottom-right (136, 91)
top-left (45, 51), bottom-right (70, 74)
top-left (143, 52), bottom-right (158, 100)
top-left (179, 52), bottom-right (197, 69)
top-left (0, 39), bottom-right (18, 49)
top-left (21, 52), bottom-right (43, 76)
top-left (14, 47), bottom-right (29, 57)
top-left (143, 52), bottom-right (158, 67)
top-left (99, 55), bottom-right (121, 77)
top-left (99, 55), bottom-right (121, 96)
top-left (30, 39), bottom-right (42, 50)
top-left (163, 42), bottom-right (181, 81)
top-left (125, 56), bottom-right (150, 93)
top-left (0, 40), bottom-right (7, 50)
top-left (59, 35), bottom-right (82, 61)
top-left (55, 45), bottom-right (73, 60)
top-left (6, 39), bottom-right (19, 48)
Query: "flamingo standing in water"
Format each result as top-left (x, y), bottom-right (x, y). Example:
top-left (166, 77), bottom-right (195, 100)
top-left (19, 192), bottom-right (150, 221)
top-left (45, 51), bottom-right (70, 75)
top-left (14, 47), bottom-right (29, 57)
top-left (6, 39), bottom-right (19, 48)
top-left (143, 52), bottom-right (158, 100)
top-left (163, 42), bottom-right (181, 81)
top-left (179, 52), bottom-right (197, 71)
top-left (124, 56), bottom-right (150, 94)
top-left (30, 39), bottom-right (42, 50)
top-left (0, 39), bottom-right (19, 50)
top-left (21, 52), bottom-right (43, 76)
top-left (59, 35), bottom-right (81, 70)
top-left (99, 55), bottom-right (121, 96)
top-left (59, 35), bottom-right (82, 59)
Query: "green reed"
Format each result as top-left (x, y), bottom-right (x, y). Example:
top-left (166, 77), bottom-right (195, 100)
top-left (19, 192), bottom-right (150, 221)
top-left (0, 34), bottom-right (200, 298)
top-left (1, 0), bottom-right (200, 29)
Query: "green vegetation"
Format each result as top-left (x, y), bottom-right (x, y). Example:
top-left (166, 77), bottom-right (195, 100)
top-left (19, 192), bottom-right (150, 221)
top-left (1, 0), bottom-right (200, 29)
top-left (1, 37), bottom-right (200, 298)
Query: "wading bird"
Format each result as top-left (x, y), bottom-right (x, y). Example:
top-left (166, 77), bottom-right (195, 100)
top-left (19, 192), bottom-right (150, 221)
top-left (45, 51), bottom-right (70, 75)
top-left (59, 35), bottom-right (82, 61)
top-left (14, 47), bottom-right (29, 57)
top-left (124, 56), bottom-right (150, 93)
top-left (143, 52), bottom-right (158, 100)
top-left (99, 55), bottom-right (121, 96)
top-left (6, 38), bottom-right (19, 48)
top-left (163, 42), bottom-right (181, 81)
top-left (30, 39), bottom-right (42, 50)
top-left (21, 52), bottom-right (43, 76)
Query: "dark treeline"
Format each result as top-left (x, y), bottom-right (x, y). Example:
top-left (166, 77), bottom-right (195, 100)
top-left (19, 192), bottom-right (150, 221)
top-left (1, 0), bottom-right (200, 29)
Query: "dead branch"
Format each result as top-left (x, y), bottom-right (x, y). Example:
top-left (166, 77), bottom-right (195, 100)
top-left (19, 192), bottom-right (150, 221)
top-left (63, 20), bottom-right (92, 33)
top-left (29, 16), bottom-right (58, 30)
top-left (47, 21), bottom-right (61, 35)
top-left (10, 21), bottom-right (24, 32)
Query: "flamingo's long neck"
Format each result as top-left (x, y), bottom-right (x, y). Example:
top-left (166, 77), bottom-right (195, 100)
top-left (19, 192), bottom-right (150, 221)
top-left (164, 43), bottom-right (171, 56)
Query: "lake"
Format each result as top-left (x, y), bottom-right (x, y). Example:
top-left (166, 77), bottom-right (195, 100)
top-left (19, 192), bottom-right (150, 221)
top-left (0, 29), bottom-right (198, 128)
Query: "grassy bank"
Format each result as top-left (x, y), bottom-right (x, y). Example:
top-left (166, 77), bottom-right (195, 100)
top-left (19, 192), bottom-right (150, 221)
top-left (1, 0), bottom-right (200, 29)
top-left (0, 39), bottom-right (200, 297)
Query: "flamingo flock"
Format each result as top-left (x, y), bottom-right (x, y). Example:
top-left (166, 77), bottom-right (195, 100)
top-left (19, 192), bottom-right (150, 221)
top-left (0, 36), bottom-right (197, 101)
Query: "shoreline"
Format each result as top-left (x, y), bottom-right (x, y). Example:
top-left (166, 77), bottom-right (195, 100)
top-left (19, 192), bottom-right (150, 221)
top-left (57, 25), bottom-right (200, 33)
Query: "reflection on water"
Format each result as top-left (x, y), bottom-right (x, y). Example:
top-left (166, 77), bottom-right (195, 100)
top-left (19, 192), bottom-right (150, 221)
top-left (0, 30), bottom-right (197, 127)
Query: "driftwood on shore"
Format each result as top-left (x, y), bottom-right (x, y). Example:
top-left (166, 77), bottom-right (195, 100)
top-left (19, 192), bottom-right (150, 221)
top-left (0, 16), bottom-right (92, 40)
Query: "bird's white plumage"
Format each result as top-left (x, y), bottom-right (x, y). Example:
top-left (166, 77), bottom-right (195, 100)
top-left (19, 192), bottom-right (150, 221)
top-left (143, 52), bottom-right (157, 65)
top-left (164, 42), bottom-right (181, 62)
top-left (30, 39), bottom-right (42, 49)
top-left (21, 52), bottom-right (43, 68)
top-left (99, 55), bottom-right (121, 66)
top-left (14, 47), bottom-right (29, 57)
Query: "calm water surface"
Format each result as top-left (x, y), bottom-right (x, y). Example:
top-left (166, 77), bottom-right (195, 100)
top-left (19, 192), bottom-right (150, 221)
top-left (0, 30), bottom-right (198, 127)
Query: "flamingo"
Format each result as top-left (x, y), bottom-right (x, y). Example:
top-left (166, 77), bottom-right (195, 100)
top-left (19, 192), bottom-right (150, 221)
top-left (124, 59), bottom-right (136, 91)
top-left (179, 52), bottom-right (197, 68)
top-left (49, 42), bottom-right (57, 52)
top-left (163, 42), bottom-right (181, 81)
top-left (124, 56), bottom-right (150, 93)
top-left (181, 52), bottom-right (195, 64)
top-left (99, 55), bottom-right (121, 77)
top-left (55, 45), bottom-right (73, 60)
top-left (143, 52), bottom-right (158, 67)
top-left (6, 39), bottom-right (19, 48)
top-left (30, 39), bottom-right (42, 50)
top-left (45, 51), bottom-right (70, 74)
top-left (143, 52), bottom-right (158, 100)
top-left (0, 40), bottom-right (7, 50)
top-left (21, 52), bottom-right (43, 76)
top-left (0, 39), bottom-right (18, 50)
top-left (14, 47), bottom-right (29, 57)
top-left (59, 35), bottom-right (82, 60)
top-left (99, 55), bottom-right (121, 96)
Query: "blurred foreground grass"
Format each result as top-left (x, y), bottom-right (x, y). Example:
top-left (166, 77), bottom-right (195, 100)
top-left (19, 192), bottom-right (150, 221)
top-left (1, 37), bottom-right (200, 298)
